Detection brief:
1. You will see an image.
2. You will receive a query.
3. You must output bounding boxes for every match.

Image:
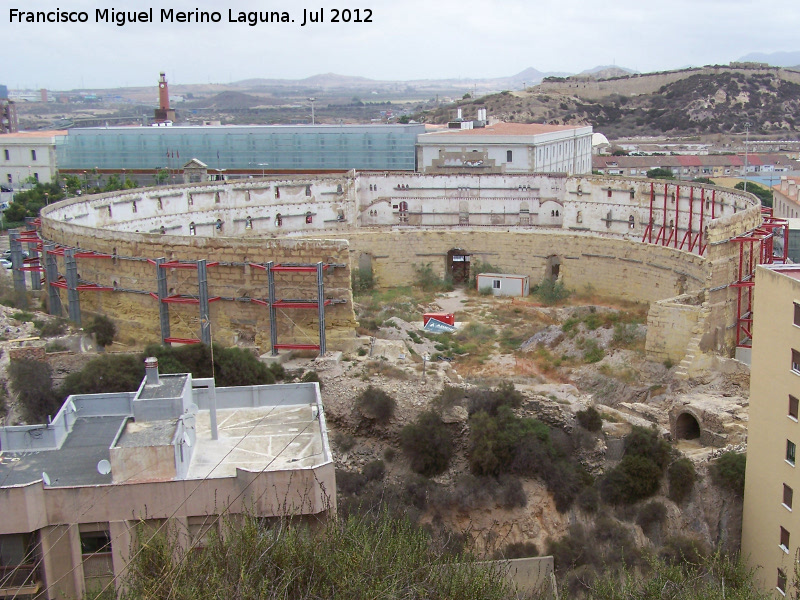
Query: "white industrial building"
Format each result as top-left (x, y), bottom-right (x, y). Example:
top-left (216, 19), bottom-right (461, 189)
top-left (416, 122), bottom-right (593, 176)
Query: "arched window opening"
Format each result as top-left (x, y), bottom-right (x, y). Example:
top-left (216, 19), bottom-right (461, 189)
top-left (628, 215), bottom-right (635, 229)
top-left (189, 222), bottom-right (196, 235)
top-left (245, 216), bottom-right (253, 230)
top-left (676, 413), bottom-right (701, 440)
top-left (275, 214), bottom-right (282, 227)
top-left (215, 219), bottom-right (223, 231)
top-left (305, 212), bottom-right (313, 224)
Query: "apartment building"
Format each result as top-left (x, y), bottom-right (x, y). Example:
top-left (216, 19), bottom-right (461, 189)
top-left (0, 130), bottom-right (66, 189)
top-left (0, 360), bottom-right (334, 599)
top-left (743, 264), bottom-right (800, 596)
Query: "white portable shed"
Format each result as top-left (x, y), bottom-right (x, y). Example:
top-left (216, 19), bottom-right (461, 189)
top-left (476, 273), bottom-right (530, 297)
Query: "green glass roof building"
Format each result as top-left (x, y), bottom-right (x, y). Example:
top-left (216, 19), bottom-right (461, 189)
top-left (56, 123), bottom-right (424, 172)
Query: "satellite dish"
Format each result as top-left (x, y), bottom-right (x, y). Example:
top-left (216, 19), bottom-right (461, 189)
top-left (42, 472), bottom-right (51, 486)
top-left (182, 432), bottom-right (192, 447)
top-left (97, 459), bottom-right (112, 475)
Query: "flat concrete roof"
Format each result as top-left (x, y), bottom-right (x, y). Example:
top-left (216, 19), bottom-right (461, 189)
top-left (0, 416), bottom-right (122, 487)
top-left (117, 419), bottom-right (176, 447)
top-left (138, 374), bottom-right (187, 399)
top-left (187, 404), bottom-right (323, 479)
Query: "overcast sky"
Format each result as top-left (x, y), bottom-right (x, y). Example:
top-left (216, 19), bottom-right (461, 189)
top-left (4, 0), bottom-right (800, 90)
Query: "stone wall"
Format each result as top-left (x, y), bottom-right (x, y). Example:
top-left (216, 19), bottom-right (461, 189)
top-left (39, 219), bottom-right (357, 351)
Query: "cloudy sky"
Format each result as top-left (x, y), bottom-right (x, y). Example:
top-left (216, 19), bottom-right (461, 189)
top-left (4, 0), bottom-right (800, 90)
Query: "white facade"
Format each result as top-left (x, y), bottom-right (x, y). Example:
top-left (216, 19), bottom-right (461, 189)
top-left (417, 123), bottom-right (593, 176)
top-left (0, 131), bottom-right (66, 189)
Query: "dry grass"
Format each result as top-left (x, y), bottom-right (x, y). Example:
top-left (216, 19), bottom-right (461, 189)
top-left (363, 360), bottom-right (410, 380)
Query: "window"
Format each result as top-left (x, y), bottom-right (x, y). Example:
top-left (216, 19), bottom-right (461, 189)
top-left (506, 150), bottom-right (513, 163)
top-left (6, 174), bottom-right (11, 184)
top-left (305, 211), bottom-right (313, 224)
top-left (107, 206), bottom-right (112, 218)
top-left (275, 186), bottom-right (280, 199)
top-left (608, 189), bottom-right (612, 198)
top-left (275, 214), bottom-right (282, 227)
top-left (778, 568), bottom-right (788, 595)
top-left (3, 149), bottom-right (8, 161)
top-left (215, 219), bottom-right (223, 231)
top-left (189, 222), bottom-right (196, 235)
top-left (792, 349), bottom-right (800, 373)
top-left (30, 149), bottom-right (37, 161)
top-left (80, 531), bottom-right (111, 555)
top-left (245, 216), bottom-right (253, 230)
top-left (33, 173), bottom-right (39, 182)
top-left (159, 226), bottom-right (166, 235)
top-left (305, 185), bottom-right (311, 197)
top-left (784, 484), bottom-right (794, 509)
top-left (493, 279), bottom-right (501, 289)
top-left (794, 302), bottom-right (800, 326)
top-left (157, 198), bottom-right (163, 210)
top-left (131, 201), bottom-right (137, 213)
top-left (780, 526), bottom-right (790, 552)
top-left (787, 440), bottom-right (796, 466)
top-left (629, 215), bottom-right (635, 229)
top-left (790, 396), bottom-right (799, 420)
top-left (576, 211), bottom-right (583, 223)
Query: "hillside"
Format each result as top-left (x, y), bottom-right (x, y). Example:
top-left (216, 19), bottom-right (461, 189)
top-left (420, 70), bottom-right (800, 138)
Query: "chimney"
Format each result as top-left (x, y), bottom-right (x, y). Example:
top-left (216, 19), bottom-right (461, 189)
top-left (144, 357), bottom-right (160, 385)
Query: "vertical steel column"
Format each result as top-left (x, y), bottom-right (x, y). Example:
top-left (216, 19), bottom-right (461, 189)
top-left (674, 185), bottom-right (680, 248)
top-left (23, 217), bottom-right (41, 290)
top-left (8, 229), bottom-right (27, 308)
top-left (64, 248), bottom-right (81, 324)
top-left (317, 262), bottom-right (327, 356)
top-left (155, 257), bottom-right (171, 344)
top-left (43, 243), bottom-right (62, 316)
top-left (267, 261), bottom-right (278, 356)
top-left (197, 259), bottom-right (211, 346)
top-left (698, 189), bottom-right (705, 253)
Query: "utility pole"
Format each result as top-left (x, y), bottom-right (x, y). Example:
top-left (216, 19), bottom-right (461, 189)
top-left (744, 122), bottom-right (751, 193)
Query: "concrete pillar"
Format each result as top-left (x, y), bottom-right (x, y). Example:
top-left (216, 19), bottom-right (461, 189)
top-left (43, 243), bottom-right (63, 316)
top-left (197, 259), bottom-right (211, 345)
top-left (8, 229), bottom-right (27, 308)
top-left (267, 262), bottom-right (277, 355)
top-left (24, 217), bottom-right (41, 290)
top-left (64, 248), bottom-right (81, 325)
top-left (155, 258), bottom-right (170, 344)
top-left (40, 524), bottom-right (82, 600)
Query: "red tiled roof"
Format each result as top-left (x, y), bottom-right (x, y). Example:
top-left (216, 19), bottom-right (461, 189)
top-left (677, 155), bottom-right (702, 167)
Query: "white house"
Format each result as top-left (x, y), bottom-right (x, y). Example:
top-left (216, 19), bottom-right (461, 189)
top-left (0, 130), bottom-right (66, 189)
top-left (416, 122), bottom-right (593, 176)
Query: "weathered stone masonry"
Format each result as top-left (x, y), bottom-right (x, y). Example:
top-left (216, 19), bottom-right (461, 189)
top-left (37, 173), bottom-right (764, 360)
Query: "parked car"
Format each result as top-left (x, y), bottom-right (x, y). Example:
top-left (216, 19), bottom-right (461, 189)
top-left (0, 185), bottom-right (13, 193)
top-left (0, 259), bottom-right (12, 270)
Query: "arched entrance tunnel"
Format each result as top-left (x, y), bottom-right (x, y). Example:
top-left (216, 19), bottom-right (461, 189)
top-left (675, 412), bottom-right (701, 440)
top-left (447, 248), bottom-right (471, 285)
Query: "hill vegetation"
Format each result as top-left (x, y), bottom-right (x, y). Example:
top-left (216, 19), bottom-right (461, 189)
top-left (419, 70), bottom-right (800, 137)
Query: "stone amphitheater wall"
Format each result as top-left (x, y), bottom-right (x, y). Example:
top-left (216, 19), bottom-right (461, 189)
top-left (38, 173), bottom-right (764, 357)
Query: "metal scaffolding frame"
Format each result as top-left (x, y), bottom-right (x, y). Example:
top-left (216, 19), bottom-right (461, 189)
top-left (640, 182), bottom-right (718, 256)
top-left (730, 207), bottom-right (789, 348)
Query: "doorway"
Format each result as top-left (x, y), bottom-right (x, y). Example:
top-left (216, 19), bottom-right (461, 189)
top-left (447, 249), bottom-right (471, 285)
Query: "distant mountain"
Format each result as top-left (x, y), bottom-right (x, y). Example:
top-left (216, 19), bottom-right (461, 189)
top-left (503, 67), bottom-right (571, 87)
top-left (578, 65), bottom-right (637, 79)
top-left (738, 51), bottom-right (800, 68)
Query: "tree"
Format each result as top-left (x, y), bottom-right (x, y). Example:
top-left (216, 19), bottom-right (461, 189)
top-left (646, 168), bottom-right (675, 180)
top-left (154, 168), bottom-right (170, 185)
top-left (8, 359), bottom-right (61, 423)
top-left (735, 181), bottom-right (773, 207)
top-left (59, 354), bottom-right (144, 397)
top-left (84, 314), bottom-right (116, 348)
top-left (5, 181), bottom-right (65, 222)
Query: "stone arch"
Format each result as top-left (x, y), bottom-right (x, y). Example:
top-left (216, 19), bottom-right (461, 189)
top-left (546, 255), bottom-right (561, 281)
top-left (675, 412), bottom-right (701, 440)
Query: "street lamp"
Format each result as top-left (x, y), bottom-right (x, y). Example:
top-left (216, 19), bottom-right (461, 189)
top-left (308, 97), bottom-right (316, 125)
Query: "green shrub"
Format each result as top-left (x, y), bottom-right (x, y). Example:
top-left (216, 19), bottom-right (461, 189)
top-left (34, 317), bottom-right (68, 338)
top-left (11, 311), bottom-right (35, 323)
top-left (582, 339), bottom-right (605, 363)
top-left (59, 354), bottom-right (145, 397)
top-left (214, 346), bottom-right (274, 386)
top-left (668, 458), bottom-right (697, 503)
top-left (267, 361), bottom-right (286, 380)
top-left (351, 268), bottom-right (375, 293)
top-left (383, 447), bottom-right (396, 462)
top-left (575, 406), bottom-right (603, 432)
top-left (356, 385), bottom-right (396, 424)
top-left (413, 262), bottom-right (453, 292)
top-left (466, 381), bottom-right (523, 416)
top-left (400, 411), bottom-right (453, 476)
top-left (494, 541), bottom-right (538, 560)
top-left (9, 359), bottom-right (60, 423)
top-left (636, 501), bottom-right (667, 537)
top-left (710, 451), bottom-right (746, 496)
top-left (45, 341), bottom-right (68, 353)
top-left (625, 426), bottom-right (671, 470)
top-left (84, 314), bottom-right (116, 348)
top-left (362, 460), bottom-right (386, 482)
top-left (577, 486), bottom-right (600, 514)
top-left (333, 431), bottom-right (356, 452)
top-left (534, 278), bottom-right (571, 305)
top-left (336, 469), bottom-right (367, 495)
top-left (658, 535), bottom-right (709, 566)
top-left (600, 455), bottom-right (663, 505)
